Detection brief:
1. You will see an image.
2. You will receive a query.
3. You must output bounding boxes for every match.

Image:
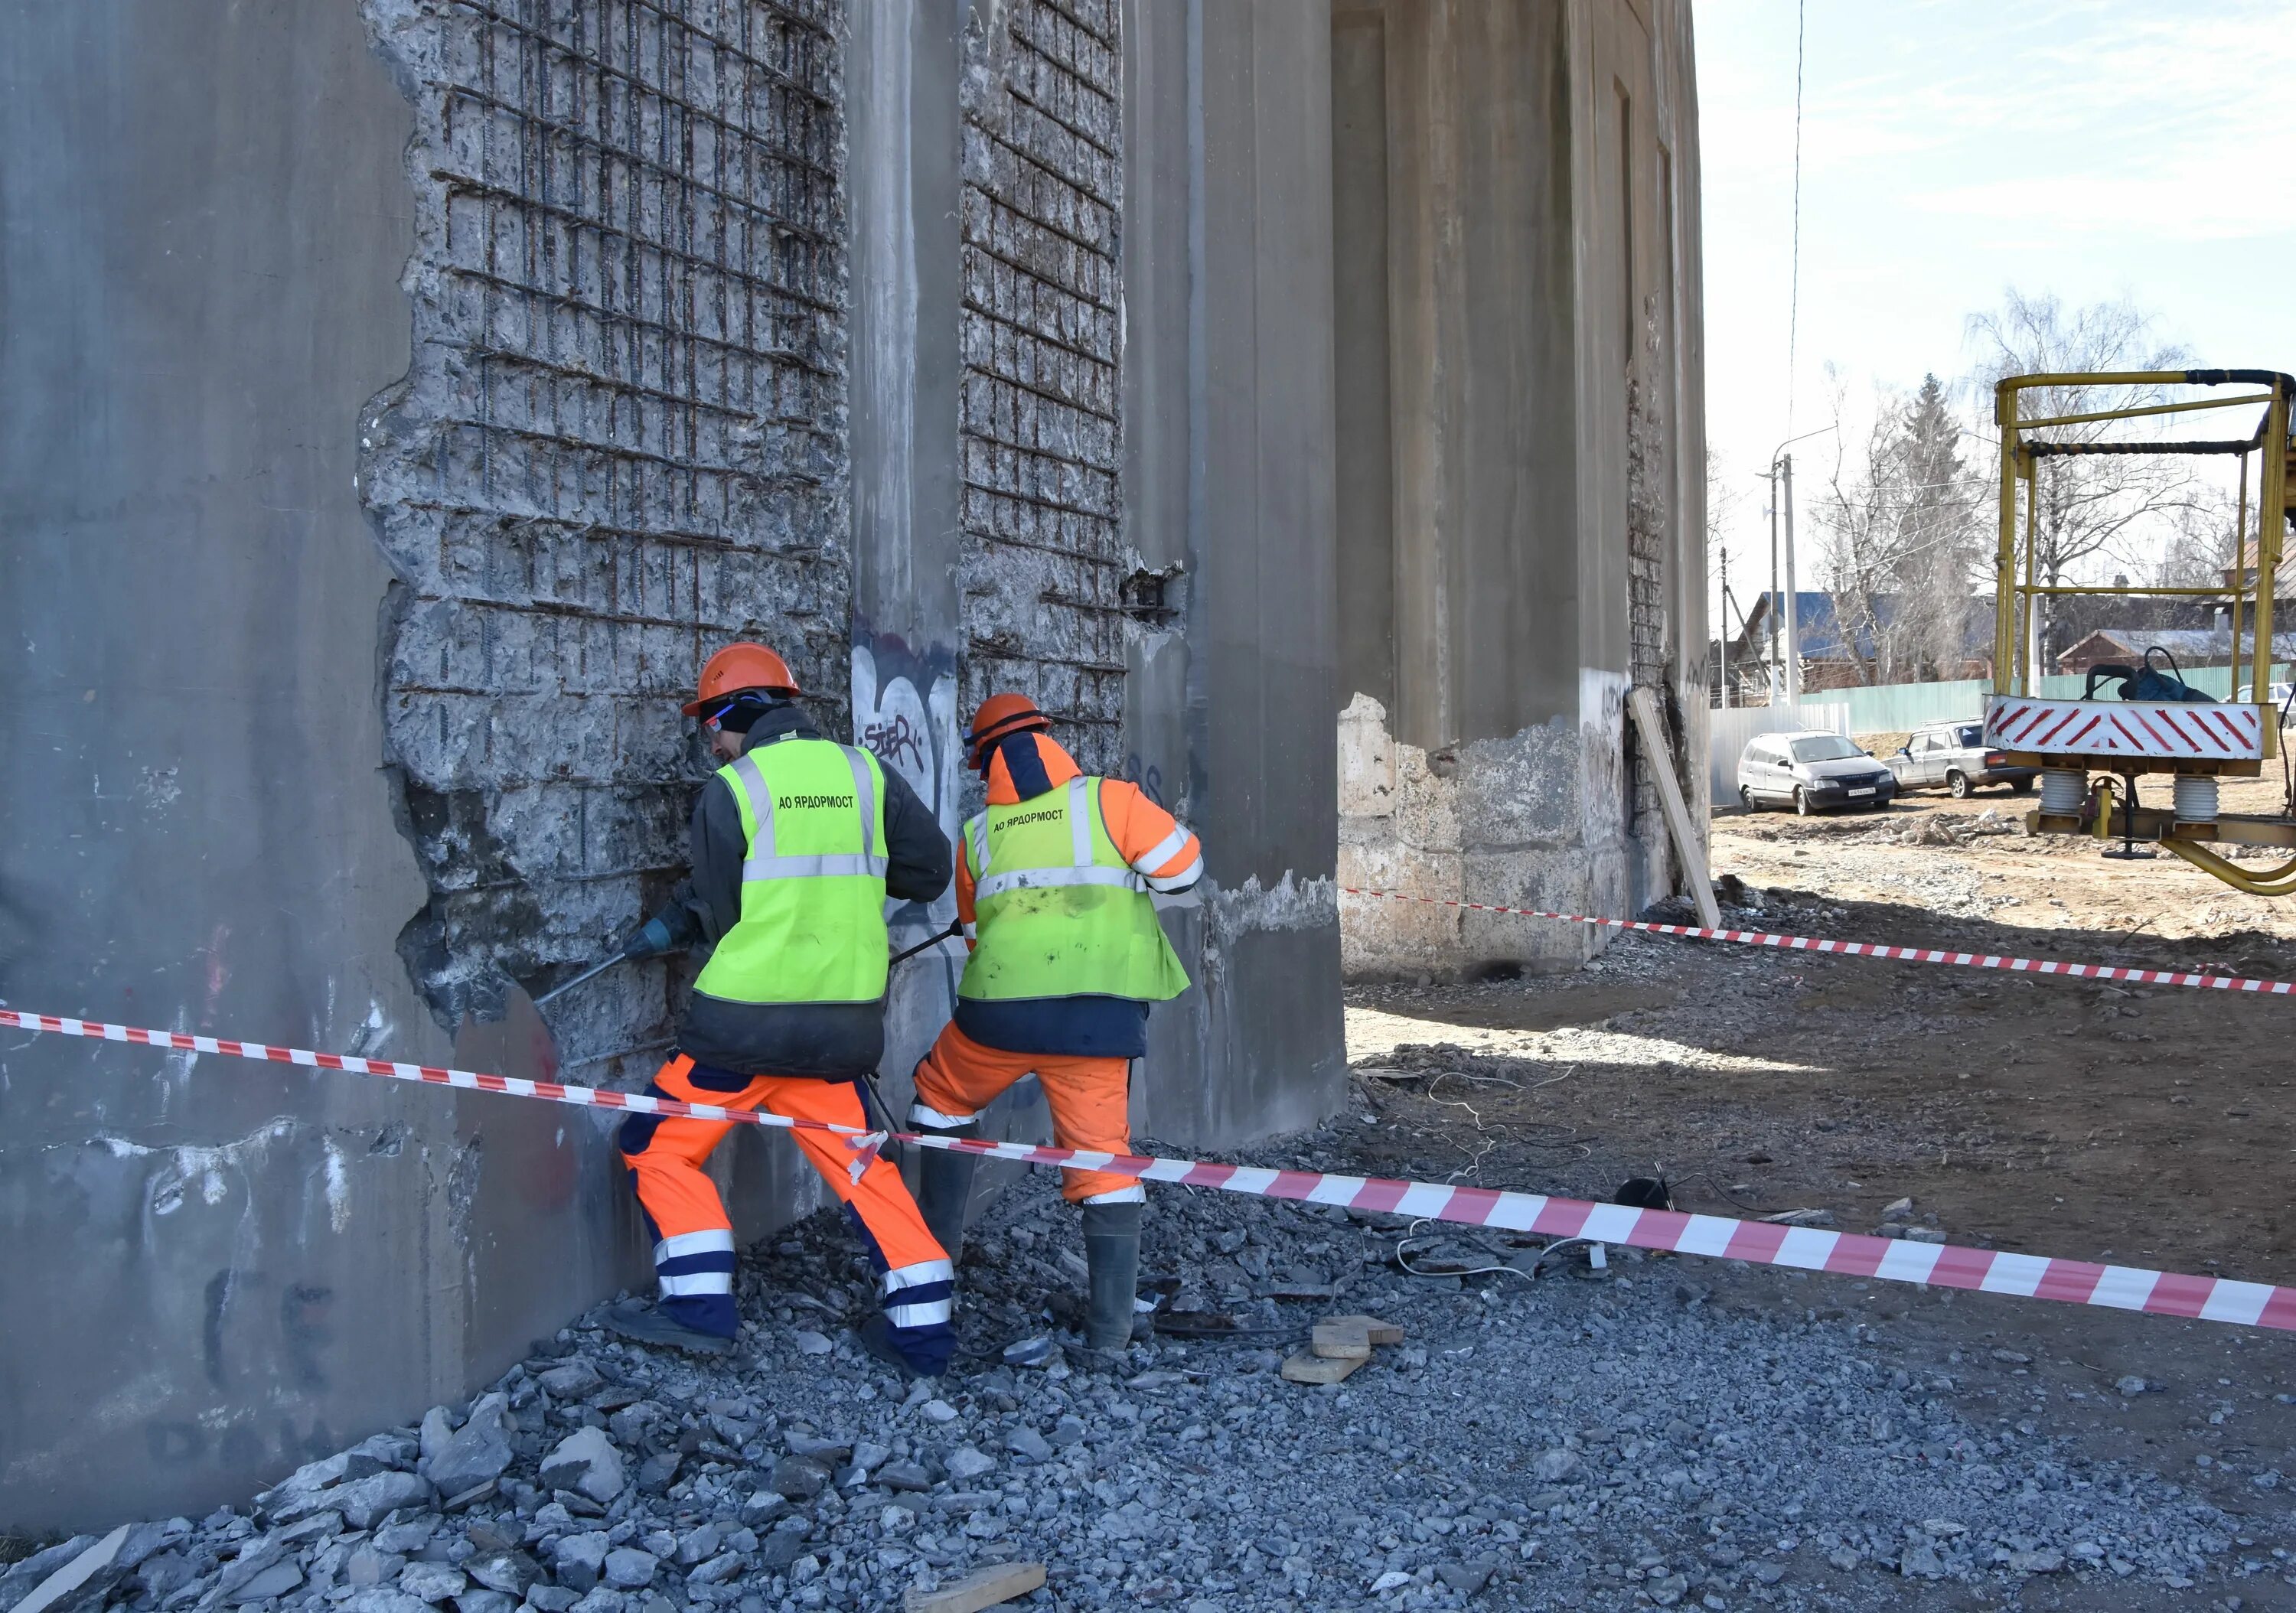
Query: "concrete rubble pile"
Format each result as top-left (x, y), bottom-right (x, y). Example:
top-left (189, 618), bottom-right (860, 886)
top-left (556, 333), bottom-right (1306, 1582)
top-left (2, 1123), bottom-right (2275, 1613)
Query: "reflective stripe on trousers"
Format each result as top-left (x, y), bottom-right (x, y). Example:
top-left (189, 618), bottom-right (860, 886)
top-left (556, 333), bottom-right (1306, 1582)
top-left (881, 1256), bottom-right (957, 1331)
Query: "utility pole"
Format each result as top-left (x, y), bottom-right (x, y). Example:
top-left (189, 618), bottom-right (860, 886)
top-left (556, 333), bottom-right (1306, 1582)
top-left (1717, 546), bottom-right (1730, 708)
top-left (1766, 466), bottom-right (1782, 704)
top-left (1781, 451), bottom-right (1802, 704)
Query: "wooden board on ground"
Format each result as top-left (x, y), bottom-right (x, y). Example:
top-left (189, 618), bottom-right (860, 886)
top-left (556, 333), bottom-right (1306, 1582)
top-left (1281, 1347), bottom-right (1366, 1384)
top-left (904, 1561), bottom-right (1047, 1613)
top-left (1311, 1314), bottom-right (1404, 1360)
top-left (1627, 686), bottom-right (1723, 928)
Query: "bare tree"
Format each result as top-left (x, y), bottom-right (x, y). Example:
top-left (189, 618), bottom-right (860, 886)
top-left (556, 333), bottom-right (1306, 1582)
top-left (2155, 487), bottom-right (2242, 590)
top-left (1964, 290), bottom-right (2199, 666)
top-left (1810, 370), bottom-right (1987, 684)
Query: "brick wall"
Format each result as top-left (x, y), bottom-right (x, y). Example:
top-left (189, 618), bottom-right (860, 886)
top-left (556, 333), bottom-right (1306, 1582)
top-left (363, 0), bottom-right (849, 1072)
top-left (955, 0), bottom-right (1128, 776)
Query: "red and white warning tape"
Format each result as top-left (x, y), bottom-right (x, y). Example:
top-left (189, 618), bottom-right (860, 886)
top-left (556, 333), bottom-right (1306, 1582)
top-left (5, 1005), bottom-right (2292, 1333)
top-left (1342, 886), bottom-right (2296, 995)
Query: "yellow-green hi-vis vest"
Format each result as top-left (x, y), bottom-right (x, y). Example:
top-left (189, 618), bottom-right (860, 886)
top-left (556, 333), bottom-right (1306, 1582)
top-left (959, 776), bottom-right (1191, 1003)
top-left (693, 738), bottom-right (892, 1005)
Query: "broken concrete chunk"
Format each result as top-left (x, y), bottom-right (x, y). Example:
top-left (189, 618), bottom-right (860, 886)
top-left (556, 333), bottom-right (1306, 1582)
top-left (463, 1553), bottom-right (540, 1598)
top-left (224, 1562), bottom-right (304, 1606)
top-left (550, 1533), bottom-right (611, 1594)
top-left (8, 1526), bottom-right (131, 1613)
top-left (876, 1461), bottom-right (933, 1493)
top-left (341, 1590), bottom-right (432, 1613)
top-left (1005, 1425), bottom-right (1053, 1462)
top-left (537, 1359), bottom-right (605, 1400)
top-left (686, 1553), bottom-right (743, 1587)
top-left (1434, 1560), bottom-right (1492, 1596)
top-left (214, 1537), bottom-right (290, 1601)
top-left (782, 1429), bottom-right (850, 1460)
top-left (902, 1561), bottom-right (1047, 1613)
top-left (344, 1548), bottom-right (406, 1588)
top-left (944, 1445), bottom-right (997, 1481)
top-left (129, 1553), bottom-right (194, 1603)
top-left (424, 1392), bottom-right (515, 1497)
top-left (602, 1549), bottom-right (657, 1590)
top-left (395, 1569), bottom-right (466, 1606)
top-left (457, 1592), bottom-right (518, 1613)
top-left (768, 1455), bottom-right (830, 1501)
top-left (1531, 1449), bottom-right (1582, 1484)
top-left (335, 1471), bottom-right (439, 1530)
top-left (419, 1406), bottom-right (455, 1461)
top-left (1279, 1349), bottom-right (1364, 1385)
top-left (538, 1426), bottom-right (625, 1506)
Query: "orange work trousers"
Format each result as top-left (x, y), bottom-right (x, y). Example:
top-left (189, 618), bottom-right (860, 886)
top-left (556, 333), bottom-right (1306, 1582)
top-left (617, 1055), bottom-right (954, 1370)
top-left (908, 1023), bottom-right (1143, 1204)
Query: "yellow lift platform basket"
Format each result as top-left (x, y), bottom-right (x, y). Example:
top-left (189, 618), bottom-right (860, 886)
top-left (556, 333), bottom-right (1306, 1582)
top-left (1991, 369), bottom-right (2296, 892)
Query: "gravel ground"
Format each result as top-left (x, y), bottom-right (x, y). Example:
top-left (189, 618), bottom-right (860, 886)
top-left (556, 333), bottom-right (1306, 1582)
top-left (10, 1122), bottom-right (2290, 1613)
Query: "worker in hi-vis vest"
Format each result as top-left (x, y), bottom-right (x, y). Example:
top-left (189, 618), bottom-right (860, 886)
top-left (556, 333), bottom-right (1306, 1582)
top-left (908, 694), bottom-right (1202, 1357)
top-left (607, 642), bottom-right (957, 1377)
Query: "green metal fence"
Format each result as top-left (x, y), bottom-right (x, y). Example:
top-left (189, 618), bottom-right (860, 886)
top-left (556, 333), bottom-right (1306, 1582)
top-left (1812, 666), bottom-right (2294, 735)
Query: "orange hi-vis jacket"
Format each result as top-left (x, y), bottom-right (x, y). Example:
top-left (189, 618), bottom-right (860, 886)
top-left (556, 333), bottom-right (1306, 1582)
top-left (954, 732), bottom-right (1203, 939)
top-left (949, 731), bottom-right (1202, 1057)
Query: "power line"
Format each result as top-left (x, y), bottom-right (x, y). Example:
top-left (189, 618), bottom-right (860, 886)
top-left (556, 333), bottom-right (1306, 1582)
top-left (1785, 0), bottom-right (1805, 435)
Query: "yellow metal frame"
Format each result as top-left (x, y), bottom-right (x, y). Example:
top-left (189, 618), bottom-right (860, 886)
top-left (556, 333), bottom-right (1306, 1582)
top-left (1991, 370), bottom-right (2294, 728)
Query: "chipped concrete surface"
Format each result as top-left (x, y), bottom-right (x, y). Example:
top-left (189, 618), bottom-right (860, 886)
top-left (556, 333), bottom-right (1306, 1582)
top-left (1339, 692), bottom-right (1627, 979)
top-left (359, 0), bottom-right (854, 1080)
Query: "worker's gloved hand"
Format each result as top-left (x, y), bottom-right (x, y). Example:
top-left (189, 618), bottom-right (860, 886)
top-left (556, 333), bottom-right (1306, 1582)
top-left (619, 917), bottom-right (677, 960)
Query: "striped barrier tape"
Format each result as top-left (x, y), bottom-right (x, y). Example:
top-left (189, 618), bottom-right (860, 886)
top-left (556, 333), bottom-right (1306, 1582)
top-left (1341, 885), bottom-right (2296, 995)
top-left (4, 1005), bottom-right (2292, 1333)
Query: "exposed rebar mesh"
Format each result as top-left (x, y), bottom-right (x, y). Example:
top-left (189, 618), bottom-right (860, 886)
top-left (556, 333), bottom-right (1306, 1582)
top-left (364, 0), bottom-right (849, 1057)
top-left (955, 0), bottom-right (1126, 774)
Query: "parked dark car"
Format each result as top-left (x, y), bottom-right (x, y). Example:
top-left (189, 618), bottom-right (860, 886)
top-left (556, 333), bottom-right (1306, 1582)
top-left (1736, 731), bottom-right (1897, 815)
top-left (1884, 721), bottom-right (2039, 797)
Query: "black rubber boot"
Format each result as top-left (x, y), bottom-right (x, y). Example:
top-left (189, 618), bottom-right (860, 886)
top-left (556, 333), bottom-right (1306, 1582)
top-left (1081, 1200), bottom-right (1143, 1352)
top-left (600, 1298), bottom-right (735, 1357)
top-left (915, 1124), bottom-right (982, 1263)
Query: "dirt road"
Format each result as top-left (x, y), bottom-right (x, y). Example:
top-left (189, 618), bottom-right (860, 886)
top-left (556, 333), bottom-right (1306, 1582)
top-left (1341, 780), bottom-right (2296, 1596)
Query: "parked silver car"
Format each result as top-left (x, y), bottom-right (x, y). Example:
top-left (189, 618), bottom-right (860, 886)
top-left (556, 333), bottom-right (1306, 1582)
top-left (1736, 731), bottom-right (1897, 815)
top-left (1884, 720), bottom-right (2038, 798)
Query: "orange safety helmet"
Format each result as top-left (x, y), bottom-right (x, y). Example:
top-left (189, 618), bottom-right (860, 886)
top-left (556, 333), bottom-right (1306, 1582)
top-left (681, 641), bottom-right (801, 716)
top-left (964, 692), bottom-right (1052, 767)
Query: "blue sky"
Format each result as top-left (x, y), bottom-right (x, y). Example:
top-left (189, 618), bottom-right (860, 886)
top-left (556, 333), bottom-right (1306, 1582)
top-left (1698, 0), bottom-right (2296, 622)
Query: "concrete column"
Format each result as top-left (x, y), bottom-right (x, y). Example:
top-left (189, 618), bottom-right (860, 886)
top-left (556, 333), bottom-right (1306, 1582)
top-left (1126, 0), bottom-right (1346, 1145)
top-left (844, 0), bottom-right (970, 1142)
top-left (0, 1), bottom-right (558, 1529)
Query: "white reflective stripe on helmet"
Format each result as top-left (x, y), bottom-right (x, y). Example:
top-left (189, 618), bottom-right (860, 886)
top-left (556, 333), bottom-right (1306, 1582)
top-left (657, 1269), bottom-right (733, 1297)
top-left (885, 1297), bottom-right (954, 1329)
top-left (909, 1102), bottom-right (981, 1129)
top-left (1081, 1184), bottom-right (1147, 1205)
top-left (1068, 776), bottom-right (1093, 865)
top-left (974, 865), bottom-right (1146, 902)
top-left (881, 1258), bottom-right (955, 1293)
top-left (1133, 824), bottom-right (1192, 874)
top-left (1144, 855), bottom-right (1203, 892)
top-left (654, 1228), bottom-right (736, 1264)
